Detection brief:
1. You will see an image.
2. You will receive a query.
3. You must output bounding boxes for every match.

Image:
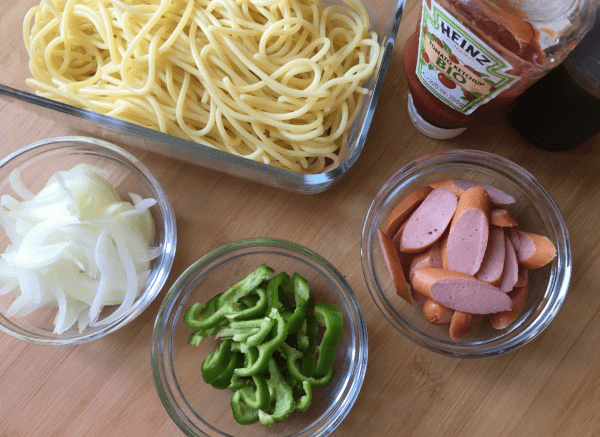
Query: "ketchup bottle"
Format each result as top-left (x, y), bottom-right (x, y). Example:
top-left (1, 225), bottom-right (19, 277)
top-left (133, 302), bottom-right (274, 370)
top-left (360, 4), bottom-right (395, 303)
top-left (403, 0), bottom-right (597, 139)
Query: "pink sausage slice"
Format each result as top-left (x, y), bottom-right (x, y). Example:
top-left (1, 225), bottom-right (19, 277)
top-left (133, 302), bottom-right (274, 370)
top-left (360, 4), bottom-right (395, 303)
top-left (491, 275), bottom-right (529, 329)
top-left (516, 230), bottom-right (557, 269)
top-left (412, 268), bottom-right (512, 314)
top-left (515, 267), bottom-right (528, 288)
top-left (377, 228), bottom-right (411, 304)
top-left (507, 228), bottom-right (521, 253)
top-left (399, 188), bottom-right (458, 254)
top-left (429, 179), bottom-right (515, 206)
top-left (422, 298), bottom-right (454, 325)
top-left (408, 239), bottom-right (442, 282)
top-left (499, 233), bottom-right (519, 292)
top-left (411, 287), bottom-right (428, 306)
top-left (449, 311), bottom-right (482, 340)
top-left (445, 187), bottom-right (490, 275)
top-left (450, 179), bottom-right (515, 206)
top-left (391, 220), bottom-right (414, 280)
top-left (491, 208), bottom-right (518, 227)
top-left (384, 186), bottom-right (433, 238)
top-left (475, 225), bottom-right (505, 286)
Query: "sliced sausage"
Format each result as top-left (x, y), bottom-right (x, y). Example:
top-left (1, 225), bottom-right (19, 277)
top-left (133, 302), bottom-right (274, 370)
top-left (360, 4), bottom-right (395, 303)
top-left (391, 219), bottom-right (414, 281)
top-left (490, 277), bottom-right (529, 329)
top-left (449, 311), bottom-right (482, 340)
top-left (499, 233), bottom-right (519, 292)
top-left (384, 186), bottom-right (433, 238)
top-left (429, 179), bottom-right (515, 206)
top-left (408, 239), bottom-right (442, 282)
top-left (439, 232), bottom-right (449, 269)
top-left (411, 287), bottom-right (428, 306)
top-left (515, 230), bottom-right (557, 269)
top-left (515, 268), bottom-right (528, 288)
top-left (507, 227), bottom-right (521, 253)
top-left (377, 228), bottom-right (411, 304)
top-left (423, 298), bottom-right (454, 325)
top-left (491, 208), bottom-right (518, 227)
top-left (399, 188), bottom-right (458, 254)
top-left (445, 187), bottom-right (491, 275)
top-left (475, 225), bottom-right (505, 286)
top-left (412, 268), bottom-right (512, 314)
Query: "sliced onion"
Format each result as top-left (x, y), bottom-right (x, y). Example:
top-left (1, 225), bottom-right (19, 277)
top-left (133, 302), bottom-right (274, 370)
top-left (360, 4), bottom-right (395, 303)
top-left (0, 164), bottom-right (159, 334)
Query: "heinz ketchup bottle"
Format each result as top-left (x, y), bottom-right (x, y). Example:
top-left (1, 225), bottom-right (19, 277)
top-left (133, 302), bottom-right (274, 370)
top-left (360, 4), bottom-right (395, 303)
top-left (403, 0), bottom-right (597, 139)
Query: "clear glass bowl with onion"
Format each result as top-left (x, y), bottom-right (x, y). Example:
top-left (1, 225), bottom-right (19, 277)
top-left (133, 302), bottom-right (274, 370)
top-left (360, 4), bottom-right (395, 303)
top-left (0, 136), bottom-right (177, 345)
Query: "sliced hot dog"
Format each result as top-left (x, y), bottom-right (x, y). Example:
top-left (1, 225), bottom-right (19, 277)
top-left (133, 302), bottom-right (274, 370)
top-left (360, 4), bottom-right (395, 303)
top-left (408, 239), bottom-right (442, 282)
top-left (475, 225), bottom-right (505, 286)
top-left (515, 230), bottom-right (557, 269)
top-left (499, 233), bottom-right (519, 292)
top-left (491, 208), bottom-right (518, 227)
top-left (412, 268), bottom-right (512, 314)
top-left (399, 188), bottom-right (458, 254)
top-left (422, 298), bottom-right (454, 325)
top-left (411, 288), bottom-right (428, 306)
top-left (490, 275), bottom-right (529, 329)
top-left (428, 179), bottom-right (515, 206)
top-left (384, 186), bottom-right (433, 238)
top-left (507, 227), bottom-right (521, 253)
top-left (391, 219), bottom-right (414, 281)
top-left (515, 267), bottom-right (528, 288)
top-left (377, 228), bottom-right (411, 304)
top-left (449, 311), bottom-right (481, 340)
top-left (445, 187), bottom-right (491, 276)
top-left (439, 232), bottom-right (449, 269)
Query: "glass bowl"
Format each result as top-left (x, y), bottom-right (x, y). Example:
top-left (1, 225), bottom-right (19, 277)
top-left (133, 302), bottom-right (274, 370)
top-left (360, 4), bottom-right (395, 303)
top-left (152, 238), bottom-right (368, 436)
top-left (0, 0), bottom-right (406, 193)
top-left (361, 150), bottom-right (571, 358)
top-left (0, 136), bottom-right (177, 345)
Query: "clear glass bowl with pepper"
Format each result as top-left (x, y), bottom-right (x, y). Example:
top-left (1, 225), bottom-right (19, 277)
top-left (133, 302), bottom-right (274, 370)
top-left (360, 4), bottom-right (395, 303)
top-left (152, 238), bottom-right (368, 436)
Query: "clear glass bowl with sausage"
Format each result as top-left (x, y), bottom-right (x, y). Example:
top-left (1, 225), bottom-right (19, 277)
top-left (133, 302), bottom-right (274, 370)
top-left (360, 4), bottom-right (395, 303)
top-left (360, 150), bottom-right (571, 358)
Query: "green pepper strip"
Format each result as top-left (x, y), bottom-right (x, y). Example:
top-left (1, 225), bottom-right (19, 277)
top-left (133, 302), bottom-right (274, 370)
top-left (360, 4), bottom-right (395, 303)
top-left (266, 272), bottom-right (292, 315)
top-left (296, 319), bottom-right (309, 352)
top-left (237, 374), bottom-right (270, 411)
top-left (218, 264), bottom-right (274, 308)
top-left (226, 286), bottom-right (268, 321)
top-left (313, 303), bottom-right (343, 378)
top-left (211, 351), bottom-right (242, 390)
top-left (184, 293), bottom-right (223, 342)
top-left (300, 313), bottom-right (318, 377)
top-left (285, 273), bottom-right (314, 335)
top-left (278, 343), bottom-right (335, 389)
top-left (234, 309), bottom-right (288, 377)
top-left (201, 339), bottom-right (232, 384)
top-left (258, 357), bottom-right (295, 426)
top-left (217, 317), bottom-right (275, 346)
top-left (231, 390), bottom-right (259, 425)
top-left (294, 381), bottom-right (312, 413)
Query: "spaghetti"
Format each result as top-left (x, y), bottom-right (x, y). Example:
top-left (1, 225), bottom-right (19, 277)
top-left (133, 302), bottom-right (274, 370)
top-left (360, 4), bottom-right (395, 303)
top-left (23, 0), bottom-right (380, 173)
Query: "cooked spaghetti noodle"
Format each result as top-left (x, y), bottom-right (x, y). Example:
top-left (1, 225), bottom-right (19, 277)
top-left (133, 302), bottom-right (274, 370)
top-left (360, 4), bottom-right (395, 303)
top-left (23, 0), bottom-right (380, 173)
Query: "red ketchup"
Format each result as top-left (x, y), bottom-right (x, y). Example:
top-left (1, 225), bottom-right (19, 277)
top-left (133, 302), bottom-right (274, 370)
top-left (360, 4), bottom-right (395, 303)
top-left (402, 0), bottom-right (596, 139)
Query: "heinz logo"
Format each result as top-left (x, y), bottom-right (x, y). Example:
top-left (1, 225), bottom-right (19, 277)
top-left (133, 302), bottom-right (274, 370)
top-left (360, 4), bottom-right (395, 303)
top-left (440, 21), bottom-right (491, 66)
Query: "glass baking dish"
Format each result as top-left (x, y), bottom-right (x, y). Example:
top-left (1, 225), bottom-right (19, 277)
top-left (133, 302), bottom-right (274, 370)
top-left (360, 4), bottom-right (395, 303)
top-left (0, 0), bottom-right (405, 194)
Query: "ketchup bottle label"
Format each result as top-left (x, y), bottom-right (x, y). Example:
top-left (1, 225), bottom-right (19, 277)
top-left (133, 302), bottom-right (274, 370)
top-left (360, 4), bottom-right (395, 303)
top-left (416, 0), bottom-right (520, 114)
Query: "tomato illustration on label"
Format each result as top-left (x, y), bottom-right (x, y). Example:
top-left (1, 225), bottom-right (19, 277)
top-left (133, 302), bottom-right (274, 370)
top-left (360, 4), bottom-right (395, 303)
top-left (416, 0), bottom-right (519, 114)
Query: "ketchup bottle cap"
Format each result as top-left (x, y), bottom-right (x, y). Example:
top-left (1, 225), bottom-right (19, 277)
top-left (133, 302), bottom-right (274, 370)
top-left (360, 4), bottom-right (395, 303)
top-left (407, 93), bottom-right (467, 139)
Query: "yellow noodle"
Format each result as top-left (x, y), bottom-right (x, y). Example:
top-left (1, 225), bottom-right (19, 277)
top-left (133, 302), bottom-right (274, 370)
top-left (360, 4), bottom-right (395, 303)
top-left (24, 0), bottom-right (380, 174)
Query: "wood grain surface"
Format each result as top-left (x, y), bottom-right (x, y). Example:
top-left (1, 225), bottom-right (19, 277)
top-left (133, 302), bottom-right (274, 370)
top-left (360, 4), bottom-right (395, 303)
top-left (2, 1), bottom-right (600, 436)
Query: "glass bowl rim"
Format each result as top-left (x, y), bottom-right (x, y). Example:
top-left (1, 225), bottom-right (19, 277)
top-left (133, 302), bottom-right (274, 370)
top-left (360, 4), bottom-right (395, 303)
top-left (0, 135), bottom-right (177, 345)
top-left (360, 149), bottom-right (572, 358)
top-left (151, 237), bottom-right (369, 437)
